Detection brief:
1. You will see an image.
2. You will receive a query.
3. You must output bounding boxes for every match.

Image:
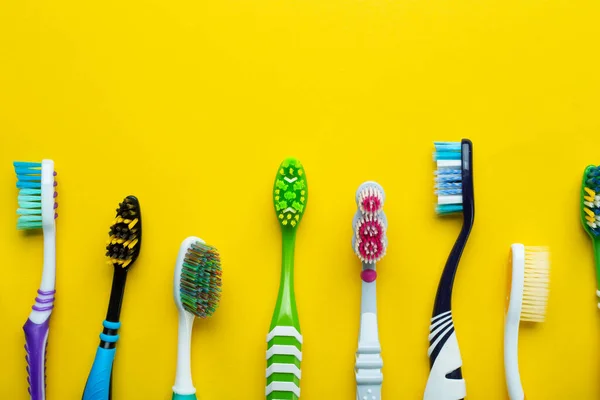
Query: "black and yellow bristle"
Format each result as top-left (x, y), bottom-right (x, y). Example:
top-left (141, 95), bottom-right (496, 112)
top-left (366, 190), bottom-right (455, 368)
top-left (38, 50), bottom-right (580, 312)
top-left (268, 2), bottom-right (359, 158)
top-left (180, 242), bottom-right (222, 318)
top-left (106, 196), bottom-right (142, 269)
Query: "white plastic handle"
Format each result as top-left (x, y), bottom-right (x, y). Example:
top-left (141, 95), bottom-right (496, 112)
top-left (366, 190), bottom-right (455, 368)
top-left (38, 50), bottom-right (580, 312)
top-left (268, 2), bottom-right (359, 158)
top-left (424, 314), bottom-right (466, 400)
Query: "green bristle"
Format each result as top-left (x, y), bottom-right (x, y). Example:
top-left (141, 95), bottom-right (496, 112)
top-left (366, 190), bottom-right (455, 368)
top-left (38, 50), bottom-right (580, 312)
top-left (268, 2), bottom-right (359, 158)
top-left (273, 157), bottom-right (308, 229)
top-left (180, 242), bottom-right (222, 318)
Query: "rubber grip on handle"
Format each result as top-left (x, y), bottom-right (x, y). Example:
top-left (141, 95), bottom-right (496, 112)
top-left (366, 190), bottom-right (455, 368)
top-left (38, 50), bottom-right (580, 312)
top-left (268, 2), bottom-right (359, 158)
top-left (82, 347), bottom-right (116, 400)
top-left (172, 393), bottom-right (197, 400)
top-left (24, 318), bottom-right (50, 400)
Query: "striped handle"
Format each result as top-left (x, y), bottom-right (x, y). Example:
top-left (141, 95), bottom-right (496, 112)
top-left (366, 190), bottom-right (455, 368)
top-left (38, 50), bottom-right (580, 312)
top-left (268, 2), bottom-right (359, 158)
top-left (24, 318), bottom-right (50, 400)
top-left (266, 325), bottom-right (302, 400)
top-left (82, 320), bottom-right (121, 400)
top-left (172, 394), bottom-right (197, 400)
top-left (355, 345), bottom-right (382, 400)
top-left (24, 289), bottom-right (55, 400)
top-left (424, 311), bottom-right (466, 400)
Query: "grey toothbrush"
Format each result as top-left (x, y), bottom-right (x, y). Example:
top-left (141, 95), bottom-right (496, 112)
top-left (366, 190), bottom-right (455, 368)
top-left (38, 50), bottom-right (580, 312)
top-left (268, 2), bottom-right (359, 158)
top-left (352, 181), bottom-right (388, 400)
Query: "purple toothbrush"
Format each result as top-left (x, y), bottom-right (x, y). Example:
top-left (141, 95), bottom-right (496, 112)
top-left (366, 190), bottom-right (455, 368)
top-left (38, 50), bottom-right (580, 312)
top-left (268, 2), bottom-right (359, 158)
top-left (14, 160), bottom-right (58, 400)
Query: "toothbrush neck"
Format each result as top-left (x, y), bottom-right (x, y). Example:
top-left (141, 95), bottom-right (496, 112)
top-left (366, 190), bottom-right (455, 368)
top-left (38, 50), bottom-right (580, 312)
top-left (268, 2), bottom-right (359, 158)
top-left (281, 229), bottom-right (297, 280)
top-left (106, 267), bottom-right (128, 323)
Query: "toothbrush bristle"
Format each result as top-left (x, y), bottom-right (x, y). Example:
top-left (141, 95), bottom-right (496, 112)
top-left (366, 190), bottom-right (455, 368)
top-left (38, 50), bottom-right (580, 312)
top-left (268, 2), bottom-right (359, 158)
top-left (106, 196), bottom-right (141, 270)
top-left (358, 186), bottom-right (383, 214)
top-left (273, 157), bottom-right (307, 229)
top-left (13, 161), bottom-right (58, 230)
top-left (433, 142), bottom-right (463, 215)
top-left (521, 246), bottom-right (550, 323)
top-left (354, 214), bottom-right (387, 263)
top-left (582, 166), bottom-right (600, 236)
top-left (180, 241), bottom-right (222, 318)
top-left (353, 182), bottom-right (387, 264)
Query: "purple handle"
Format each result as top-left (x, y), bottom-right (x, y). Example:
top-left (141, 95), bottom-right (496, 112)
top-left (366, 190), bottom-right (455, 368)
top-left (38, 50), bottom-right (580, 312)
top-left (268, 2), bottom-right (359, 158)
top-left (24, 318), bottom-right (50, 400)
top-left (23, 288), bottom-right (55, 400)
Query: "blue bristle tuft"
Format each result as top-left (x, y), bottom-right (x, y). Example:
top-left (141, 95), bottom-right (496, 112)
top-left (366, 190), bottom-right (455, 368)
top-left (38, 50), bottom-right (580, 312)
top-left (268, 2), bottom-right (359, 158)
top-left (433, 142), bottom-right (461, 161)
top-left (436, 204), bottom-right (464, 214)
top-left (14, 161), bottom-right (43, 230)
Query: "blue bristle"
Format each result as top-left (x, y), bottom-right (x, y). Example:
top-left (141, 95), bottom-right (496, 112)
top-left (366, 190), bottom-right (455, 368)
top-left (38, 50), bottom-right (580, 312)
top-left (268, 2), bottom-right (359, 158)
top-left (14, 161), bottom-right (43, 230)
top-left (436, 204), bottom-right (464, 214)
top-left (17, 181), bottom-right (42, 189)
top-left (14, 162), bottom-right (42, 168)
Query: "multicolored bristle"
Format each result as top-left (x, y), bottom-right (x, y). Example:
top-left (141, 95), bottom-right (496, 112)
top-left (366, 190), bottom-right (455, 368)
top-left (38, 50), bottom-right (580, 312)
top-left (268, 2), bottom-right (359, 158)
top-left (106, 196), bottom-right (141, 269)
top-left (521, 246), bottom-right (550, 323)
top-left (353, 182), bottom-right (388, 264)
top-left (433, 142), bottom-right (463, 215)
top-left (581, 165), bottom-right (600, 236)
top-left (13, 161), bottom-right (58, 230)
top-left (273, 157), bottom-right (308, 229)
top-left (180, 241), bottom-right (222, 318)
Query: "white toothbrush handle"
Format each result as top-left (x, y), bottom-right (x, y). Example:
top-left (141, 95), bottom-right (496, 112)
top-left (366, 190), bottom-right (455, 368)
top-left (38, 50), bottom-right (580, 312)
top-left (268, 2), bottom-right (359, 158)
top-left (173, 311), bottom-right (196, 396)
top-left (504, 313), bottom-right (523, 400)
top-left (356, 267), bottom-right (382, 400)
top-left (424, 313), bottom-right (466, 400)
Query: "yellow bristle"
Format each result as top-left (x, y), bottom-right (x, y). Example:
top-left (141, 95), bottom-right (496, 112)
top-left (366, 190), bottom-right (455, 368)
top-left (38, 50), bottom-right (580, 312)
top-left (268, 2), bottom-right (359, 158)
top-left (128, 238), bottom-right (139, 249)
top-left (282, 220), bottom-right (288, 225)
top-left (122, 259), bottom-right (132, 268)
top-left (287, 214), bottom-right (291, 220)
top-left (585, 208), bottom-right (595, 218)
top-left (585, 187), bottom-right (595, 197)
top-left (586, 215), bottom-right (595, 223)
top-left (585, 195), bottom-right (594, 202)
top-left (298, 169), bottom-right (303, 176)
top-left (291, 220), bottom-right (296, 227)
top-left (275, 196), bottom-right (280, 201)
top-left (128, 218), bottom-right (138, 229)
top-left (520, 246), bottom-right (550, 323)
top-left (279, 168), bottom-right (284, 175)
top-left (278, 214), bottom-right (284, 220)
top-left (275, 190), bottom-right (280, 195)
top-left (295, 215), bottom-right (299, 221)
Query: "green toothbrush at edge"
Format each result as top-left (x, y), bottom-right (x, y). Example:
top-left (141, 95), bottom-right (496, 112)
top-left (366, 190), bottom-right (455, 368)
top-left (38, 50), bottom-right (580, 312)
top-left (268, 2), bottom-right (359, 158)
top-left (266, 157), bottom-right (308, 400)
top-left (581, 165), bottom-right (600, 309)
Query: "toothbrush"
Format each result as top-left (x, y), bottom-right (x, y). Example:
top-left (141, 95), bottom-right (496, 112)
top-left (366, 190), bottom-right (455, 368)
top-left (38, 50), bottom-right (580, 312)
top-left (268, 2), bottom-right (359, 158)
top-left (580, 165), bottom-right (600, 308)
top-left (504, 244), bottom-right (550, 400)
top-left (352, 182), bottom-right (387, 400)
top-left (172, 237), bottom-right (222, 400)
top-left (82, 196), bottom-right (142, 400)
top-left (13, 160), bottom-right (58, 400)
top-left (424, 140), bottom-right (474, 400)
top-left (266, 157), bottom-right (308, 400)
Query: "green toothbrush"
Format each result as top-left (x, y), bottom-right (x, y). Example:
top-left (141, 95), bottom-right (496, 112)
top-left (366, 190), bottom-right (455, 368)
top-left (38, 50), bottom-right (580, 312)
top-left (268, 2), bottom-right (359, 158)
top-left (266, 157), bottom-right (308, 400)
top-left (580, 165), bottom-right (600, 308)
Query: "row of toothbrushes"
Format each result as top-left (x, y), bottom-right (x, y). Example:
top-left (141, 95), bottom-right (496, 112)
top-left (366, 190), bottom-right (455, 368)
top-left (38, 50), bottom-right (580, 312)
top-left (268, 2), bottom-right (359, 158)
top-left (14, 161), bottom-right (223, 400)
top-left (17, 140), bottom-right (599, 400)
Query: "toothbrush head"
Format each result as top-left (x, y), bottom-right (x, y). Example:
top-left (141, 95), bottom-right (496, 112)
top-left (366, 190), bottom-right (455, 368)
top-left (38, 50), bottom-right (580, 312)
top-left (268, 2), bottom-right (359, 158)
top-left (106, 196), bottom-right (142, 270)
top-left (13, 160), bottom-right (58, 230)
top-left (433, 141), bottom-right (465, 215)
top-left (273, 157), bottom-right (308, 230)
top-left (352, 182), bottom-right (388, 265)
top-left (174, 237), bottom-right (222, 318)
top-left (581, 165), bottom-right (600, 238)
top-left (509, 244), bottom-right (550, 323)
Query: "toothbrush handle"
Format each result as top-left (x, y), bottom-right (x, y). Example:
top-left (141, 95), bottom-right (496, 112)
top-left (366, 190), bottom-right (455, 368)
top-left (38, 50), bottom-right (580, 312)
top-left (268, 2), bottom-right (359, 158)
top-left (24, 318), bottom-right (50, 400)
top-left (82, 320), bottom-right (120, 400)
top-left (423, 312), bottom-right (466, 400)
top-left (356, 278), bottom-right (382, 400)
top-left (266, 324), bottom-right (302, 400)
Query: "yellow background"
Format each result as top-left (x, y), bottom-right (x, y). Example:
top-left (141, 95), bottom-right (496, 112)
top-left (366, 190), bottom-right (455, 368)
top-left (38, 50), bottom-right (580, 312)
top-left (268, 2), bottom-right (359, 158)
top-left (0, 0), bottom-right (599, 398)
